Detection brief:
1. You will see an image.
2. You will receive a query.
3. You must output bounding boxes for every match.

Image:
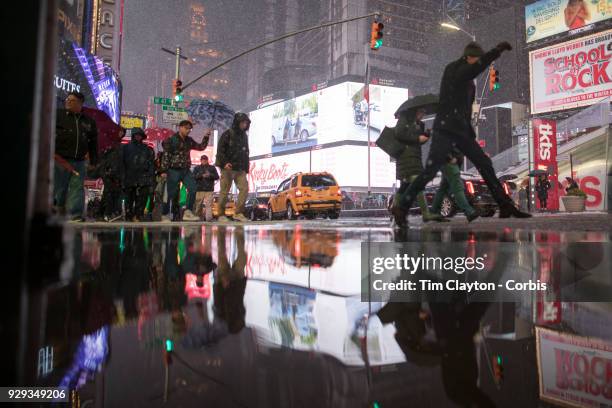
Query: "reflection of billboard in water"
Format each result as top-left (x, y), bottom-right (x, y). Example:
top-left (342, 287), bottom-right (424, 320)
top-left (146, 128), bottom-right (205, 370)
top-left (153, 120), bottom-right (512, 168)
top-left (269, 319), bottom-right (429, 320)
top-left (55, 37), bottom-right (122, 123)
top-left (268, 283), bottom-right (317, 348)
top-left (249, 81), bottom-right (408, 157)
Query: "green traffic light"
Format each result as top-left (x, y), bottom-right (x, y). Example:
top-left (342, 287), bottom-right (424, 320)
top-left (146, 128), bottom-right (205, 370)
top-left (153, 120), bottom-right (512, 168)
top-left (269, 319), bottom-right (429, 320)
top-left (175, 94), bottom-right (184, 102)
top-left (496, 355), bottom-right (502, 365)
top-left (494, 83), bottom-right (500, 91)
top-left (375, 39), bottom-right (383, 49)
top-left (165, 339), bottom-right (174, 352)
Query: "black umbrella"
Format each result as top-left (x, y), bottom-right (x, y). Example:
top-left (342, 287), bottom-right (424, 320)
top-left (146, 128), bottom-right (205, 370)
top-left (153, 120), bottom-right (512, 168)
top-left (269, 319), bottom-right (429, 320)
top-left (499, 174), bottom-right (518, 181)
top-left (394, 94), bottom-right (439, 118)
top-left (528, 169), bottom-right (548, 177)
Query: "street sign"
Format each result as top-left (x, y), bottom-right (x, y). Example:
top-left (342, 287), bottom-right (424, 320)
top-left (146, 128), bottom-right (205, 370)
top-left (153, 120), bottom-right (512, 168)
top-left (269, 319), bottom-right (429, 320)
top-left (162, 110), bottom-right (189, 124)
top-left (162, 105), bottom-right (186, 112)
top-left (153, 97), bottom-right (173, 105)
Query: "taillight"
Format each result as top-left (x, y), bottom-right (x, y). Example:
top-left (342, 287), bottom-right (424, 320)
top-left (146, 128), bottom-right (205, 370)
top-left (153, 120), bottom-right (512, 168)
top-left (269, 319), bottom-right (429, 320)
top-left (295, 190), bottom-right (303, 197)
top-left (337, 189), bottom-right (342, 197)
top-left (257, 204), bottom-right (267, 209)
top-left (466, 181), bottom-right (475, 195)
top-left (503, 183), bottom-right (510, 196)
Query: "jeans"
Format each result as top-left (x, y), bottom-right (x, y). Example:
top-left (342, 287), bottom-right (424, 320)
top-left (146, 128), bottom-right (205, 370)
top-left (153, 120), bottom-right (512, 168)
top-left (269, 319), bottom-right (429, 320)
top-left (219, 169), bottom-right (248, 216)
top-left (399, 130), bottom-right (511, 210)
top-left (167, 168), bottom-right (197, 212)
top-left (53, 159), bottom-right (86, 217)
top-left (430, 163), bottom-right (475, 216)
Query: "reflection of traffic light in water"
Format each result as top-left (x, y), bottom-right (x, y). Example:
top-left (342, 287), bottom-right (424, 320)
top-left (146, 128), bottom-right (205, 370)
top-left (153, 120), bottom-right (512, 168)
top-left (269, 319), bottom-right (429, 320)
top-left (493, 354), bottom-right (504, 385)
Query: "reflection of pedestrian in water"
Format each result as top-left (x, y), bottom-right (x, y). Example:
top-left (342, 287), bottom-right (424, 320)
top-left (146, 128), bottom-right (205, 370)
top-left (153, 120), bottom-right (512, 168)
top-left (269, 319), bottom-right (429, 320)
top-left (565, 0), bottom-right (590, 30)
top-left (214, 226), bottom-right (247, 334)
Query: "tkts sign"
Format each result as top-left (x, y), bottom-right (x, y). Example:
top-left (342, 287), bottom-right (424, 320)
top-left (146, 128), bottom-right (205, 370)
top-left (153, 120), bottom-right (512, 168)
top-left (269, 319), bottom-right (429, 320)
top-left (532, 119), bottom-right (559, 210)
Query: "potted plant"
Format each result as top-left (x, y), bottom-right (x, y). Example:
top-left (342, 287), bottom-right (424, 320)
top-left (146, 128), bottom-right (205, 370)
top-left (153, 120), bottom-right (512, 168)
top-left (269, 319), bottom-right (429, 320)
top-left (561, 186), bottom-right (587, 212)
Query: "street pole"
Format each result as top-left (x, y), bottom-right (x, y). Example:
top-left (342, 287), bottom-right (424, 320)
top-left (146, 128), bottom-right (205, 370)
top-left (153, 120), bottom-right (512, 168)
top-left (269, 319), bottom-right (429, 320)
top-left (366, 61), bottom-right (371, 195)
top-left (175, 46), bottom-right (181, 79)
top-left (182, 12), bottom-right (380, 91)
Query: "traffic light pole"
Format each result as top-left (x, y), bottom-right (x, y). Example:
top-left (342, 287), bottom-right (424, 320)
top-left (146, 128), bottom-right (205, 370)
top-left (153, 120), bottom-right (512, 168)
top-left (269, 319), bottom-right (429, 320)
top-left (182, 12), bottom-right (380, 91)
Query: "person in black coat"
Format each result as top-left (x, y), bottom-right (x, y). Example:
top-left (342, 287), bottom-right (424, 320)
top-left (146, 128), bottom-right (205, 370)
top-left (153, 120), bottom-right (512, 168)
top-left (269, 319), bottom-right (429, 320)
top-left (536, 174), bottom-right (551, 210)
top-left (121, 128), bottom-right (155, 221)
top-left (392, 41), bottom-right (531, 227)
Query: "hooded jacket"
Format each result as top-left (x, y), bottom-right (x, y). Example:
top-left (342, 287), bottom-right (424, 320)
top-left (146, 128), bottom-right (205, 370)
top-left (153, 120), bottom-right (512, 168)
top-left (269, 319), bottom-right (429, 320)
top-left (395, 112), bottom-right (427, 180)
top-left (433, 47), bottom-right (501, 138)
top-left (121, 129), bottom-right (156, 187)
top-left (55, 108), bottom-right (99, 164)
top-left (215, 113), bottom-right (251, 173)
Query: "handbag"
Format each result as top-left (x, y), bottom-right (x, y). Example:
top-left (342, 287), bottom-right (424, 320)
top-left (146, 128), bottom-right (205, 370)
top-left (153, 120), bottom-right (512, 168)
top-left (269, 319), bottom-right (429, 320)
top-left (375, 126), bottom-right (405, 159)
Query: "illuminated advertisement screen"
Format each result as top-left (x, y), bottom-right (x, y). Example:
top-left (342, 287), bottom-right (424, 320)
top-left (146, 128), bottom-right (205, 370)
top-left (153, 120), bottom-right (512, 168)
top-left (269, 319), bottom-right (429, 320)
top-left (55, 37), bottom-right (122, 123)
top-left (248, 81), bottom-right (408, 157)
top-left (529, 29), bottom-right (612, 114)
top-left (525, 0), bottom-right (612, 43)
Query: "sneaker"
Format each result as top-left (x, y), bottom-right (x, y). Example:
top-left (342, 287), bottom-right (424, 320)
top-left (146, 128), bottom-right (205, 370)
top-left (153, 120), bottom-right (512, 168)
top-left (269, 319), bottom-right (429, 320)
top-left (68, 216), bottom-right (85, 223)
top-left (232, 213), bottom-right (249, 222)
top-left (182, 209), bottom-right (199, 221)
top-left (160, 215), bottom-right (172, 223)
top-left (217, 216), bottom-right (231, 222)
top-left (390, 205), bottom-right (407, 229)
top-left (132, 216), bottom-right (141, 223)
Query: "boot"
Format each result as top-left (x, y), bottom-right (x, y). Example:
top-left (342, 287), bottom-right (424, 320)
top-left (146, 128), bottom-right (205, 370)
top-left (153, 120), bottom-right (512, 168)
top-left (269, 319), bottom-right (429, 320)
top-left (390, 204), bottom-right (408, 229)
top-left (499, 202), bottom-right (532, 218)
top-left (418, 193), bottom-right (448, 223)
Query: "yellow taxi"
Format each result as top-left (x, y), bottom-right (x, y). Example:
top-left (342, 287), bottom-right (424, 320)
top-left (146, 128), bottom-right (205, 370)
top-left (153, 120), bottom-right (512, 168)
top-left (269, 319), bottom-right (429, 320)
top-left (199, 194), bottom-right (235, 218)
top-left (270, 226), bottom-right (340, 268)
top-left (267, 172), bottom-right (342, 220)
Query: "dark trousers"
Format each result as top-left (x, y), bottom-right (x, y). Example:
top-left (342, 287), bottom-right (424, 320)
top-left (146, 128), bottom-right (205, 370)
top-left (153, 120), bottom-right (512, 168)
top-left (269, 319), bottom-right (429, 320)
top-left (167, 168), bottom-right (197, 212)
top-left (102, 179), bottom-right (122, 217)
top-left (399, 129), bottom-right (511, 210)
top-left (125, 185), bottom-right (150, 218)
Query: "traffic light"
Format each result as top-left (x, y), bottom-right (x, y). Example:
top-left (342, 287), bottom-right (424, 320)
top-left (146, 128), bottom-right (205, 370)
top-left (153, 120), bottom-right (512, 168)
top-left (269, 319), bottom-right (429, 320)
top-left (489, 67), bottom-right (500, 91)
top-left (172, 79), bottom-right (183, 102)
top-left (370, 21), bottom-right (384, 50)
top-left (163, 339), bottom-right (174, 366)
top-left (492, 354), bottom-right (504, 385)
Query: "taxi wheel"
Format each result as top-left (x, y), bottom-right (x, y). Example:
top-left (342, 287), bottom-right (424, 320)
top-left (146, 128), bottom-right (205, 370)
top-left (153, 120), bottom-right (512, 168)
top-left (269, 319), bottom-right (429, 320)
top-left (268, 206), bottom-right (274, 221)
top-left (287, 202), bottom-right (296, 220)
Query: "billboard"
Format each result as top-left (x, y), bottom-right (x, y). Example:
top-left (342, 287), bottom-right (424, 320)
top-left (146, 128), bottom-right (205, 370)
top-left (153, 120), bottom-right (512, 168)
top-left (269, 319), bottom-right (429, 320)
top-left (248, 81), bottom-right (409, 157)
top-left (120, 113), bottom-right (146, 130)
top-left (529, 29), bottom-right (612, 114)
top-left (58, 0), bottom-right (85, 44)
top-left (246, 145), bottom-right (397, 192)
top-left (536, 327), bottom-right (612, 407)
top-left (55, 37), bottom-right (122, 123)
top-left (532, 119), bottom-right (559, 210)
top-left (526, 0), bottom-right (612, 43)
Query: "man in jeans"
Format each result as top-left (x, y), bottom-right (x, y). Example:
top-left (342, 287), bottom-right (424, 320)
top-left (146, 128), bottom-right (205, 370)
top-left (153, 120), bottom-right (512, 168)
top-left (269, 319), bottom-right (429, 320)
top-left (215, 113), bottom-right (251, 222)
top-left (160, 120), bottom-right (211, 221)
top-left (193, 155), bottom-right (219, 221)
top-left (54, 91), bottom-right (98, 222)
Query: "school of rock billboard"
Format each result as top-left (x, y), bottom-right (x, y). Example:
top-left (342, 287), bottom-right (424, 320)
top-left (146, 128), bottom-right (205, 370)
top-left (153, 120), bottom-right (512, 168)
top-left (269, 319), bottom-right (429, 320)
top-left (536, 327), bottom-right (612, 407)
top-left (526, 0), bottom-right (612, 44)
top-left (529, 29), bottom-right (612, 114)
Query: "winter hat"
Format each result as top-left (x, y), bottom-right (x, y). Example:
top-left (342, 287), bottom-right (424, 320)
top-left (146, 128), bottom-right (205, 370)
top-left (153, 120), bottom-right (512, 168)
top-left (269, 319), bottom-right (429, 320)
top-left (463, 42), bottom-right (484, 57)
top-left (131, 127), bottom-right (146, 139)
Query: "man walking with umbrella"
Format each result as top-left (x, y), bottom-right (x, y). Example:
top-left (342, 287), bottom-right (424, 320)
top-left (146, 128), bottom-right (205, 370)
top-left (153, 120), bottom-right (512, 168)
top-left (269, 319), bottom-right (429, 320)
top-left (392, 41), bottom-right (531, 225)
top-left (160, 120), bottom-right (211, 221)
top-left (535, 174), bottom-right (551, 211)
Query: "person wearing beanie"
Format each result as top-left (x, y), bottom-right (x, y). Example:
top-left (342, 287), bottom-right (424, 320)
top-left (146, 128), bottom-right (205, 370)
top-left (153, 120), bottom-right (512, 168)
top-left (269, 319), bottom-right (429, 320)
top-left (391, 40), bottom-right (531, 226)
top-left (121, 127), bottom-right (156, 221)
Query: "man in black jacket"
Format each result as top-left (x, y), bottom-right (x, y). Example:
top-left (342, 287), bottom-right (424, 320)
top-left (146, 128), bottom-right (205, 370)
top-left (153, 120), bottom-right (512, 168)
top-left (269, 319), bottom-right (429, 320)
top-left (393, 42), bottom-right (530, 224)
top-left (121, 128), bottom-right (155, 221)
top-left (215, 113), bottom-right (251, 222)
top-left (193, 155), bottom-right (219, 221)
top-left (54, 91), bottom-right (98, 221)
top-left (160, 120), bottom-right (211, 221)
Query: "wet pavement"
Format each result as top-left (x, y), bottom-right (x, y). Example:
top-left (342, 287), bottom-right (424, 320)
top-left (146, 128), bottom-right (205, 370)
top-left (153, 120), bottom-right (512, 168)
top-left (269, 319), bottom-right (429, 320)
top-left (21, 215), bottom-right (612, 407)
